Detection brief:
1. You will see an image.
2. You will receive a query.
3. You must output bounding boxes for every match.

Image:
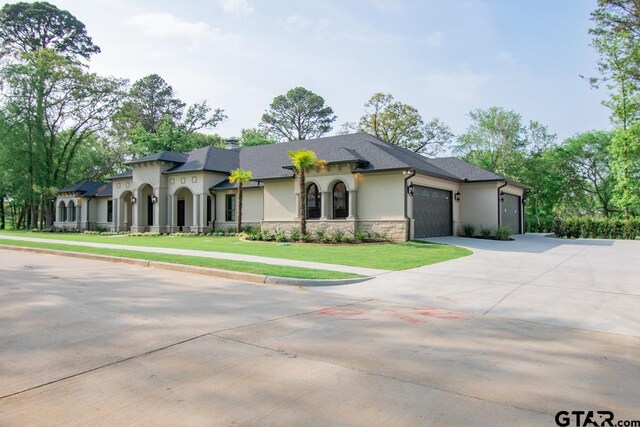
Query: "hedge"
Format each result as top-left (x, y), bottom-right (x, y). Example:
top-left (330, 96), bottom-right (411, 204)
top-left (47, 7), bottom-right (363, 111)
top-left (552, 217), bottom-right (640, 240)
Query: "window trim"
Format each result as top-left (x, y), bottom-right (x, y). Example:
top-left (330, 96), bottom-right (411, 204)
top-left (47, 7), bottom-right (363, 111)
top-left (306, 183), bottom-right (321, 220)
top-left (332, 182), bottom-right (349, 219)
top-left (225, 194), bottom-right (236, 222)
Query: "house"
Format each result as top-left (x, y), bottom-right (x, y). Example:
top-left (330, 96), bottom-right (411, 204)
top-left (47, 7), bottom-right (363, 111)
top-left (53, 133), bottom-right (528, 240)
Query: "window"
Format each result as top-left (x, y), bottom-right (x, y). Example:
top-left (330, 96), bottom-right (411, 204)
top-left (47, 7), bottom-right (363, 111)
top-left (306, 183), bottom-right (321, 219)
top-left (68, 201), bottom-right (76, 222)
top-left (59, 202), bottom-right (67, 222)
top-left (206, 196), bottom-right (212, 224)
top-left (107, 200), bottom-right (113, 222)
top-left (225, 194), bottom-right (236, 222)
top-left (333, 182), bottom-right (349, 219)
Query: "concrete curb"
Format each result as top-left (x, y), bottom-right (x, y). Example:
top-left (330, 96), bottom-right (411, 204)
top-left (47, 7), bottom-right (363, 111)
top-left (0, 244), bottom-right (371, 287)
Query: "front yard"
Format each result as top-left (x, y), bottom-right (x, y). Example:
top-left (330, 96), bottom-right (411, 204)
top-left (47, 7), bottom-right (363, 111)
top-left (0, 231), bottom-right (471, 271)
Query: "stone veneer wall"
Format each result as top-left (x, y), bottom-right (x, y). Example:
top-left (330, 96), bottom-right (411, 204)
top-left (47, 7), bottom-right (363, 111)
top-left (261, 219), bottom-right (407, 242)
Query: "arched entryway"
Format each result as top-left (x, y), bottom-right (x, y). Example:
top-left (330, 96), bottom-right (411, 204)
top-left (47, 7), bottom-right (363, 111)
top-left (58, 201), bottom-right (67, 222)
top-left (138, 184), bottom-right (155, 228)
top-left (119, 191), bottom-right (133, 231)
top-left (174, 187), bottom-right (194, 231)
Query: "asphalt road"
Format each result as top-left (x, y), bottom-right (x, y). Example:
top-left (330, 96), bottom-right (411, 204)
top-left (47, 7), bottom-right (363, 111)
top-left (1, 249), bottom-right (639, 426)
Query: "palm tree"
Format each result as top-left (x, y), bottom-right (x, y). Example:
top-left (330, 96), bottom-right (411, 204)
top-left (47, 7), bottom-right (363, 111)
top-left (288, 149), bottom-right (326, 235)
top-left (229, 168), bottom-right (253, 233)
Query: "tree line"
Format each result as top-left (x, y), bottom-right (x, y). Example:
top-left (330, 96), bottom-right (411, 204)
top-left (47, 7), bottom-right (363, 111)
top-left (0, 1), bottom-right (638, 232)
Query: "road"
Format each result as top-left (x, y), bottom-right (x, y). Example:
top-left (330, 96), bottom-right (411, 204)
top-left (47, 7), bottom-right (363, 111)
top-left (1, 249), bottom-right (639, 426)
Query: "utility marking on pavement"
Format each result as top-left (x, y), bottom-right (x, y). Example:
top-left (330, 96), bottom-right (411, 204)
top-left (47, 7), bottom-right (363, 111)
top-left (316, 307), bottom-right (462, 323)
top-left (316, 307), bottom-right (371, 321)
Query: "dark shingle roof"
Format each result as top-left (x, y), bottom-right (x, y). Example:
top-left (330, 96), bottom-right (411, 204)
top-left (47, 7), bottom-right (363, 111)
top-left (106, 133), bottom-right (525, 186)
top-left (58, 181), bottom-right (112, 197)
top-left (108, 170), bottom-right (133, 179)
top-left (165, 146), bottom-right (239, 174)
top-left (128, 151), bottom-right (188, 165)
top-left (425, 157), bottom-right (505, 181)
top-left (211, 179), bottom-right (262, 190)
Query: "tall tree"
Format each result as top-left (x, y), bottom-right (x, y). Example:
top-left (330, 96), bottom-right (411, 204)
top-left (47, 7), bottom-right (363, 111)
top-left (260, 87), bottom-right (336, 141)
top-left (288, 149), bottom-right (326, 235)
top-left (228, 168), bottom-right (253, 233)
top-left (357, 93), bottom-right (453, 156)
top-left (0, 1), bottom-right (100, 61)
top-left (239, 128), bottom-right (276, 147)
top-left (591, 1), bottom-right (640, 217)
top-left (113, 74), bottom-right (226, 157)
top-left (0, 50), bottom-right (125, 227)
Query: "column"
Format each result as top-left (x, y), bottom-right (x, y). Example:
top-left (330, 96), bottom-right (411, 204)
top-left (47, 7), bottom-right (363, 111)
top-left (347, 190), bottom-right (357, 219)
top-left (192, 192), bottom-right (199, 231)
top-left (131, 189), bottom-right (140, 231)
top-left (113, 198), bottom-right (119, 231)
top-left (155, 186), bottom-right (167, 232)
top-left (199, 194), bottom-right (207, 231)
top-left (294, 193), bottom-right (300, 219)
top-left (168, 194), bottom-right (176, 232)
top-left (320, 191), bottom-right (328, 220)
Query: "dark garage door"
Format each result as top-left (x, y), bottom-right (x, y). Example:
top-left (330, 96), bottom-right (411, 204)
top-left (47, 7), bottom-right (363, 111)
top-left (501, 193), bottom-right (521, 234)
top-left (413, 185), bottom-right (452, 238)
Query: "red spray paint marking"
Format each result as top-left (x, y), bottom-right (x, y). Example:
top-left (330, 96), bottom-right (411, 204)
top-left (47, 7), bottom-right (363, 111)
top-left (316, 307), bottom-right (370, 321)
top-left (388, 310), bottom-right (424, 324)
top-left (412, 308), bottom-right (461, 319)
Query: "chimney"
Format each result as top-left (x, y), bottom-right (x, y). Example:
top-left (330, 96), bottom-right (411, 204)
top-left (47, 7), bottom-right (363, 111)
top-left (224, 137), bottom-right (240, 150)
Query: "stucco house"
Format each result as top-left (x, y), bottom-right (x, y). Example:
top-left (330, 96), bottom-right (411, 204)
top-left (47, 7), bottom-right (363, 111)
top-left (53, 133), bottom-right (528, 241)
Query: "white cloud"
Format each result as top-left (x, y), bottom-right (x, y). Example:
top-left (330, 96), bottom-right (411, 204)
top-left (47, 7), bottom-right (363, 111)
top-left (128, 13), bottom-right (231, 50)
top-left (218, 0), bottom-right (254, 15)
top-left (495, 51), bottom-right (519, 68)
top-left (285, 14), bottom-right (311, 30)
top-left (421, 31), bottom-right (445, 48)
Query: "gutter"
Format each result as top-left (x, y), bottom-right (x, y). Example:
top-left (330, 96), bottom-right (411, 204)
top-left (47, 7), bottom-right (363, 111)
top-left (404, 169), bottom-right (416, 241)
top-left (497, 180), bottom-right (508, 227)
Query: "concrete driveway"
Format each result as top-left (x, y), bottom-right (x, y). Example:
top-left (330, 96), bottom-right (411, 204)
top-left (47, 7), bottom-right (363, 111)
top-left (314, 234), bottom-right (640, 337)
top-left (1, 246), bottom-right (639, 425)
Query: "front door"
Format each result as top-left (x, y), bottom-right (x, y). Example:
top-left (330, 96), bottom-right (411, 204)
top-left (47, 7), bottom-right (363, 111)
top-left (177, 199), bottom-right (185, 229)
top-left (501, 193), bottom-right (521, 234)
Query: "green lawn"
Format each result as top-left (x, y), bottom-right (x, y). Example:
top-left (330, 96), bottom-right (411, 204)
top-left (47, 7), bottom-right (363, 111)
top-left (0, 239), bottom-right (361, 280)
top-left (0, 231), bottom-right (472, 270)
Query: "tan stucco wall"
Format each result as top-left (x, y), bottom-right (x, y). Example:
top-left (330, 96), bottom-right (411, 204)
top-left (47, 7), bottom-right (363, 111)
top-left (263, 179), bottom-right (297, 221)
top-left (214, 186), bottom-right (263, 227)
top-left (459, 182), bottom-right (499, 230)
top-left (357, 171), bottom-right (405, 220)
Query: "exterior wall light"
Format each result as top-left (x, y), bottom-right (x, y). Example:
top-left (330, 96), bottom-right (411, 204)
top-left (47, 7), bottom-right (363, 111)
top-left (500, 191), bottom-right (505, 202)
top-left (407, 182), bottom-right (414, 196)
top-left (151, 195), bottom-right (158, 204)
top-left (455, 191), bottom-right (461, 202)
top-left (131, 196), bottom-right (137, 204)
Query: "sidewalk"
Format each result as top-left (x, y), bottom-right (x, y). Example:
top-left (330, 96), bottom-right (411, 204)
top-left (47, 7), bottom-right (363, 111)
top-left (0, 235), bottom-right (390, 277)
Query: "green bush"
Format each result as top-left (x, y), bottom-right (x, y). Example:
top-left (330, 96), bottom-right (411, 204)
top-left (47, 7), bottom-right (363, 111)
top-left (463, 224), bottom-right (475, 237)
top-left (275, 231), bottom-right (286, 242)
top-left (300, 233), bottom-right (311, 243)
top-left (553, 217), bottom-right (640, 240)
top-left (241, 225), bottom-right (261, 234)
top-left (315, 227), bottom-right (329, 243)
top-left (479, 227), bottom-right (493, 239)
top-left (289, 227), bottom-right (301, 241)
top-left (495, 226), bottom-right (512, 241)
top-left (330, 229), bottom-right (344, 243)
top-left (354, 230), bottom-right (371, 242)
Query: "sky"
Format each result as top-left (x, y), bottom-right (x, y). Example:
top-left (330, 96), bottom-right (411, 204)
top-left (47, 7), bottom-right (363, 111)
top-left (2, 0), bottom-right (612, 142)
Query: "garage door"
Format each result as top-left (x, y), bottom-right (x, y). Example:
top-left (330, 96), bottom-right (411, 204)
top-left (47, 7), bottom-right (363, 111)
top-left (501, 193), bottom-right (521, 234)
top-left (413, 185), bottom-right (452, 238)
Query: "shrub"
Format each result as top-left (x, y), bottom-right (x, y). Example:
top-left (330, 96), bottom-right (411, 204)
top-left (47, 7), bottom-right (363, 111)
top-left (355, 230), bottom-right (370, 242)
top-left (261, 230), bottom-right (276, 241)
top-left (275, 231), bottom-right (286, 242)
top-left (300, 233), bottom-right (311, 243)
top-left (479, 227), bottom-right (493, 239)
top-left (330, 229), bottom-right (344, 243)
top-left (242, 225), bottom-right (260, 234)
top-left (315, 227), bottom-right (329, 243)
top-left (553, 216), bottom-right (640, 240)
top-left (463, 224), bottom-right (475, 237)
top-left (495, 226), bottom-right (512, 241)
top-left (372, 231), bottom-right (388, 242)
top-left (289, 227), bottom-right (301, 241)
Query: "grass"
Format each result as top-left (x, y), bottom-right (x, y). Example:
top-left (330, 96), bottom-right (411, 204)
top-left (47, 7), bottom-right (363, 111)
top-left (0, 239), bottom-right (361, 280)
top-left (0, 231), bottom-right (472, 270)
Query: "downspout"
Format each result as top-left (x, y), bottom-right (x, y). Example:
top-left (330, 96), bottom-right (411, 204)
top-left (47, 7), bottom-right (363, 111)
top-left (404, 169), bottom-right (416, 241)
top-left (522, 188), bottom-right (531, 234)
top-left (497, 180), bottom-right (508, 228)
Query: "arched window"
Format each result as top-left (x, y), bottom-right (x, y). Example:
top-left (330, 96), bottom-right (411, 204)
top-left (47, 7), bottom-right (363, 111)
top-left (59, 201), bottom-right (67, 222)
top-left (306, 183), bottom-right (321, 219)
top-left (68, 200), bottom-right (76, 222)
top-left (333, 182), bottom-right (349, 219)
